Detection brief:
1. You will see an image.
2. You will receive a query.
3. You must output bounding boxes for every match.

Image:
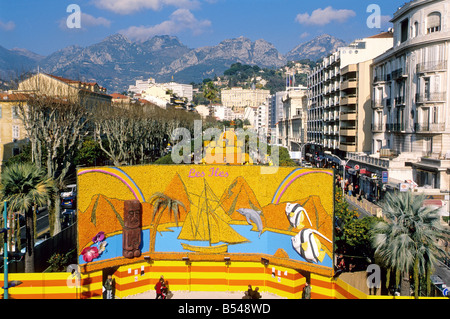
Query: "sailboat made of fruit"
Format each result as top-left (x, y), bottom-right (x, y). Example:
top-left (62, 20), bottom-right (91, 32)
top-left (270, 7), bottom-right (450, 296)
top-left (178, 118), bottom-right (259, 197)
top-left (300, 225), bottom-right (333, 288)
top-left (178, 179), bottom-right (249, 253)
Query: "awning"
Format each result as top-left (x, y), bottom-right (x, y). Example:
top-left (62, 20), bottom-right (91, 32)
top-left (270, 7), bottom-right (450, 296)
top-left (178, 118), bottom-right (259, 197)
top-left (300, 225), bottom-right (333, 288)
top-left (423, 199), bottom-right (443, 207)
top-left (412, 162), bottom-right (441, 172)
top-left (359, 168), bottom-right (372, 176)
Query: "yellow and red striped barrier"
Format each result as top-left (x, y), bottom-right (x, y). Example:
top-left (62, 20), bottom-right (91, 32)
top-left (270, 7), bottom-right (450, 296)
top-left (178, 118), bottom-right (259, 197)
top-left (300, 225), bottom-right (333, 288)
top-left (3, 261), bottom-right (447, 299)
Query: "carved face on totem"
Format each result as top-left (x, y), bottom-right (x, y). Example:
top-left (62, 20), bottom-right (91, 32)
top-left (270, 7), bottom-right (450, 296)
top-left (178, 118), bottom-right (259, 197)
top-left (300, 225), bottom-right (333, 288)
top-left (124, 200), bottom-right (141, 228)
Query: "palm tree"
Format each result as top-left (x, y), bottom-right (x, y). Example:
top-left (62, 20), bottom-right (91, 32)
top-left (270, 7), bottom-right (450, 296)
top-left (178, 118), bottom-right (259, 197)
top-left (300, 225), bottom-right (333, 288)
top-left (148, 192), bottom-right (186, 253)
top-left (0, 163), bottom-right (55, 272)
top-left (202, 81), bottom-right (218, 116)
top-left (371, 190), bottom-right (449, 298)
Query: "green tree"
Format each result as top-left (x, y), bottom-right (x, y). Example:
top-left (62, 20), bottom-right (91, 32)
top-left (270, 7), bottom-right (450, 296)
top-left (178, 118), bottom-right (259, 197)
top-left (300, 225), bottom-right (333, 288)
top-left (202, 81), bottom-right (219, 107)
top-left (0, 163), bottom-right (55, 272)
top-left (334, 187), bottom-right (378, 268)
top-left (148, 192), bottom-right (186, 253)
top-left (371, 191), bottom-right (450, 297)
top-left (74, 137), bottom-right (108, 167)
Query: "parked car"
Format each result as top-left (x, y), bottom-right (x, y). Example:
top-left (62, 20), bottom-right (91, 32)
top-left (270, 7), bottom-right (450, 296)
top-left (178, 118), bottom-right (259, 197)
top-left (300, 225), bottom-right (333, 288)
top-left (61, 184), bottom-right (77, 198)
top-left (61, 195), bottom-right (76, 209)
top-left (61, 209), bottom-right (76, 228)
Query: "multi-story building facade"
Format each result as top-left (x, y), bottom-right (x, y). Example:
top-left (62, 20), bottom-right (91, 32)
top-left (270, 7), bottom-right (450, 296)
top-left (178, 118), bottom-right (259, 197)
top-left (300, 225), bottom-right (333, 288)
top-left (0, 73), bottom-right (111, 172)
top-left (277, 86), bottom-right (308, 153)
top-left (214, 105), bottom-right (235, 121)
top-left (220, 87), bottom-right (270, 114)
top-left (267, 91), bottom-right (285, 144)
top-left (128, 78), bottom-right (193, 103)
top-left (0, 93), bottom-right (29, 171)
top-left (352, 0), bottom-right (450, 202)
top-left (307, 32), bottom-right (393, 162)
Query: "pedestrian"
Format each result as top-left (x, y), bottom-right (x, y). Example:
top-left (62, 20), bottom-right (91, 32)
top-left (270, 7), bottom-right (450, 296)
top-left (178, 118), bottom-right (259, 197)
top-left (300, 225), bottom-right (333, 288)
top-left (243, 284), bottom-right (253, 299)
top-left (252, 287), bottom-right (261, 299)
top-left (348, 183), bottom-right (353, 196)
top-left (104, 275), bottom-right (114, 299)
top-left (160, 280), bottom-right (167, 299)
top-left (353, 184), bottom-right (359, 197)
top-left (162, 280), bottom-right (172, 299)
top-left (155, 276), bottom-right (164, 299)
top-left (302, 282), bottom-right (311, 299)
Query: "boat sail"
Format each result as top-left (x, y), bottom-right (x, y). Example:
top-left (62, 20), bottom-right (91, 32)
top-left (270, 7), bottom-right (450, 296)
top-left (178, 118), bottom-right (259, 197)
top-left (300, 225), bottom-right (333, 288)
top-left (178, 179), bottom-right (249, 253)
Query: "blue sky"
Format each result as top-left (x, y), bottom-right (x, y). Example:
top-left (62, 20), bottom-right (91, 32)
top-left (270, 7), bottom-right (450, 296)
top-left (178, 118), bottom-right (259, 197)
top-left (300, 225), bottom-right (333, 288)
top-left (0, 0), bottom-right (402, 56)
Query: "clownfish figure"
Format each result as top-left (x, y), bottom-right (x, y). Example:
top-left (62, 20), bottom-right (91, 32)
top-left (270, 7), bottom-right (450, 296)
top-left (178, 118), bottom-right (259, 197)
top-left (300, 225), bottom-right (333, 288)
top-left (291, 228), bottom-right (332, 263)
top-left (285, 203), bottom-right (312, 230)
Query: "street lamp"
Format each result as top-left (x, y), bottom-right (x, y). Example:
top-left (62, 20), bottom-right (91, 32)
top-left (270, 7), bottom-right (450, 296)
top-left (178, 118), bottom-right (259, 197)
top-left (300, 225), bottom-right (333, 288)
top-left (324, 151), bottom-right (347, 194)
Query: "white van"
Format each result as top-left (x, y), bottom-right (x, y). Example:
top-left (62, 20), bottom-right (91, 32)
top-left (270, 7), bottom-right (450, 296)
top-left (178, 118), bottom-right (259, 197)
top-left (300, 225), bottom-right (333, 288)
top-left (61, 184), bottom-right (77, 198)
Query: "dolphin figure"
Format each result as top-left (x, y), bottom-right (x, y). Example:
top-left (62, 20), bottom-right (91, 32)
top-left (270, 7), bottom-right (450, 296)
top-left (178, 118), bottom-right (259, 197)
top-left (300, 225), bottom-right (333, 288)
top-left (236, 208), bottom-right (263, 237)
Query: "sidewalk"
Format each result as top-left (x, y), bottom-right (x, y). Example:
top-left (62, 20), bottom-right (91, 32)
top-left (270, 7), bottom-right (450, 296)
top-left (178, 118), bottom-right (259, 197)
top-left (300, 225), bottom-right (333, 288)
top-left (123, 290), bottom-right (286, 299)
top-left (344, 194), bottom-right (383, 218)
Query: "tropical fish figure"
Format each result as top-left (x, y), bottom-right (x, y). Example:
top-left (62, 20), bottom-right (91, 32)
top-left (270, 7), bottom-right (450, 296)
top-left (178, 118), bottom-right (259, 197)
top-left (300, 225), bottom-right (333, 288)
top-left (236, 208), bottom-right (263, 237)
top-left (285, 203), bottom-right (312, 229)
top-left (291, 228), bottom-right (332, 263)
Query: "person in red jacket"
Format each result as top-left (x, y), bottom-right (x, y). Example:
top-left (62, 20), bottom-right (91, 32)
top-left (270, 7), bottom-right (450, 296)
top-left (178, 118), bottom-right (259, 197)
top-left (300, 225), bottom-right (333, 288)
top-left (155, 276), bottom-right (164, 299)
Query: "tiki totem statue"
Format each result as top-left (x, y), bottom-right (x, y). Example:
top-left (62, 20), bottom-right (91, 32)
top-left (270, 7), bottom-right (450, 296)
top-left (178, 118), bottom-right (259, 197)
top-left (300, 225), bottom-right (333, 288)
top-left (123, 199), bottom-right (142, 258)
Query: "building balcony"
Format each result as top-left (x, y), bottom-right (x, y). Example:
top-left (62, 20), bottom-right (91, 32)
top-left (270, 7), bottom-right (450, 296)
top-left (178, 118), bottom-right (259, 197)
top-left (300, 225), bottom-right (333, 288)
top-left (339, 143), bottom-right (356, 152)
top-left (334, 111), bottom-right (339, 120)
top-left (386, 123), bottom-right (406, 132)
top-left (340, 127), bottom-right (356, 136)
top-left (414, 122), bottom-right (446, 133)
top-left (340, 112), bottom-right (357, 121)
top-left (341, 64), bottom-right (357, 76)
top-left (394, 96), bottom-right (405, 106)
top-left (371, 99), bottom-right (384, 108)
top-left (415, 92), bottom-right (446, 104)
top-left (391, 68), bottom-right (407, 80)
top-left (340, 80), bottom-right (357, 91)
top-left (347, 152), bottom-right (390, 168)
top-left (373, 75), bottom-right (386, 83)
top-left (371, 123), bottom-right (384, 132)
top-left (416, 60), bottom-right (447, 73)
top-left (340, 96), bottom-right (357, 106)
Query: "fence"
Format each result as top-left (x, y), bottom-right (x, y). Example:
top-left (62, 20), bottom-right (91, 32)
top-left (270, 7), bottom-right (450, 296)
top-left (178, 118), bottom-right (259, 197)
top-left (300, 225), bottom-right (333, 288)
top-left (1, 223), bottom-right (77, 273)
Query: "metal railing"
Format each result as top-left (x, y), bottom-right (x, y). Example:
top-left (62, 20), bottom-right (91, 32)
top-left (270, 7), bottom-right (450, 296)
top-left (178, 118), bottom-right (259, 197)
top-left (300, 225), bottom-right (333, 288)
top-left (415, 92), bottom-right (446, 103)
top-left (416, 60), bottom-right (447, 73)
top-left (414, 122), bottom-right (445, 132)
top-left (371, 123), bottom-right (384, 132)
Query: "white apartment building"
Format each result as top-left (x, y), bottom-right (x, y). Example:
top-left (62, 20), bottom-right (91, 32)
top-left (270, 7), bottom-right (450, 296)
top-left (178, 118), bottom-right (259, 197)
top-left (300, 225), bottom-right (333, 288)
top-left (307, 32), bottom-right (394, 163)
top-left (243, 104), bottom-right (269, 136)
top-left (214, 105), bottom-right (235, 121)
top-left (128, 78), bottom-right (193, 103)
top-left (220, 87), bottom-right (270, 114)
top-left (277, 86), bottom-right (308, 153)
top-left (350, 0), bottom-right (450, 202)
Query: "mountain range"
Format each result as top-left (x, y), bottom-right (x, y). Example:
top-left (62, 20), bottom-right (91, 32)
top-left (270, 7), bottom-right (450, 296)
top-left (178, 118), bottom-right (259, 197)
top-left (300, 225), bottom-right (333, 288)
top-left (0, 34), bottom-right (346, 92)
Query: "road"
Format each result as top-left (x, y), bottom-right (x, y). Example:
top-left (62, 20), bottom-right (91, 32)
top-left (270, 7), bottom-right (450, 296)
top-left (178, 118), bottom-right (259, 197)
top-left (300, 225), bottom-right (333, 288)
top-left (19, 207), bottom-right (50, 244)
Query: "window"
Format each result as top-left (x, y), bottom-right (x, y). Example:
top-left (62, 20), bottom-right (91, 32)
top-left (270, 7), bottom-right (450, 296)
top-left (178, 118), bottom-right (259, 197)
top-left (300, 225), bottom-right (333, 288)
top-left (427, 12), bottom-right (441, 33)
top-left (12, 125), bottom-right (19, 139)
top-left (414, 21), bottom-right (419, 37)
top-left (424, 77), bottom-right (430, 100)
top-left (12, 106), bottom-right (18, 119)
top-left (400, 19), bottom-right (409, 43)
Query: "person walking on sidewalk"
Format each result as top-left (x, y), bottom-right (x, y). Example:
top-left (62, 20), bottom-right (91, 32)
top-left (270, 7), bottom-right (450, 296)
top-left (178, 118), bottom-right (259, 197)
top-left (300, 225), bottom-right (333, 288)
top-left (302, 282), bottom-right (311, 299)
top-left (104, 275), bottom-right (114, 299)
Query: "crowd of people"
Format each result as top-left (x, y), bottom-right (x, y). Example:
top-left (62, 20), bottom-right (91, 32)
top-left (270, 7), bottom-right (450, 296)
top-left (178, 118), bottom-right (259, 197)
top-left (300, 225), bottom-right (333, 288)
top-left (242, 285), bottom-right (262, 299)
